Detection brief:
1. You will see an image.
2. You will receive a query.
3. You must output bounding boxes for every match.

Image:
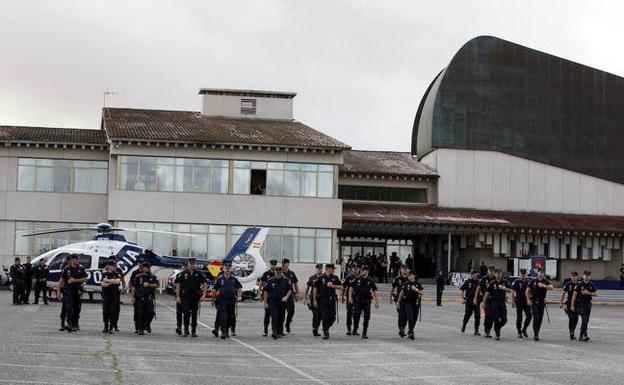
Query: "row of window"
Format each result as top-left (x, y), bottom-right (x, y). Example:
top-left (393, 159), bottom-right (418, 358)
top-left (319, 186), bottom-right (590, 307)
top-left (339, 185), bottom-right (427, 203)
top-left (18, 159), bottom-right (108, 193)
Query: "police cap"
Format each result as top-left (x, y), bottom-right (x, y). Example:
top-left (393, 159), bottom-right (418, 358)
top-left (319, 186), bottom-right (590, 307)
top-left (315, 263), bottom-right (323, 269)
top-left (14, 257), bottom-right (20, 262)
top-left (275, 266), bottom-right (283, 272)
top-left (571, 271), bottom-right (578, 276)
top-left (282, 258), bottom-right (290, 264)
top-left (325, 263), bottom-right (335, 269)
top-left (361, 265), bottom-right (370, 271)
top-left (351, 264), bottom-right (361, 270)
top-left (519, 268), bottom-right (527, 274)
top-left (188, 258), bottom-right (197, 263)
top-left (488, 265), bottom-right (496, 271)
top-left (408, 270), bottom-right (417, 276)
top-left (141, 262), bottom-right (151, 268)
top-left (470, 270), bottom-right (478, 274)
top-left (223, 262), bottom-right (232, 268)
top-left (68, 254), bottom-right (79, 260)
top-left (269, 259), bottom-right (278, 266)
top-left (583, 270), bottom-right (591, 275)
top-left (106, 260), bottom-right (116, 267)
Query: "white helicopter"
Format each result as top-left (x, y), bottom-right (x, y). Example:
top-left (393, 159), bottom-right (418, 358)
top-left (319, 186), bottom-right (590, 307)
top-left (25, 223), bottom-right (268, 299)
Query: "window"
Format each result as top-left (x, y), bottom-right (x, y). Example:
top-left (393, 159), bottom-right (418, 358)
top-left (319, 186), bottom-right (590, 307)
top-left (240, 161), bottom-right (334, 198)
top-left (17, 158), bottom-right (108, 194)
top-left (338, 185), bottom-right (427, 203)
top-left (241, 98), bottom-right (257, 115)
top-left (77, 254), bottom-right (92, 269)
top-left (118, 156), bottom-right (229, 193)
top-left (48, 253), bottom-right (69, 270)
top-left (98, 257), bottom-right (110, 269)
top-left (245, 227), bottom-right (333, 263)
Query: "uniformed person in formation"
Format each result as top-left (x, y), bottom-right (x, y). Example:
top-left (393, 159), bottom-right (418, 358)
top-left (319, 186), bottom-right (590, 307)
top-left (390, 265), bottom-right (409, 337)
top-left (176, 258), bottom-right (208, 337)
top-left (459, 270), bottom-right (480, 335)
top-left (349, 265), bottom-right (379, 339)
top-left (101, 260), bottom-right (122, 334)
top-left (56, 254), bottom-right (87, 332)
top-left (129, 262), bottom-right (144, 333)
top-left (571, 271), bottom-right (598, 342)
top-left (259, 259), bottom-right (277, 337)
top-left (131, 262), bottom-right (159, 336)
top-left (560, 271), bottom-right (579, 340)
top-left (281, 258), bottom-right (299, 333)
top-left (342, 264), bottom-right (360, 335)
top-left (9, 257), bottom-right (25, 305)
top-left (398, 270), bottom-right (424, 340)
top-left (213, 262), bottom-right (242, 339)
top-left (474, 266), bottom-right (495, 338)
top-left (526, 268), bottom-right (554, 341)
top-left (482, 269), bottom-right (512, 340)
top-left (511, 268), bottom-right (531, 338)
top-left (23, 256), bottom-right (33, 304)
top-left (312, 263), bottom-right (342, 340)
top-left (304, 263), bottom-right (324, 337)
top-left (33, 257), bottom-right (50, 305)
top-left (174, 260), bottom-right (188, 336)
top-left (262, 266), bottom-right (293, 339)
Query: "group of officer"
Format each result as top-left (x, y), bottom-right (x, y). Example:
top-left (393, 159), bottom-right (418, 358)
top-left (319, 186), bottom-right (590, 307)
top-left (460, 266), bottom-right (598, 341)
top-left (9, 256), bottom-right (49, 305)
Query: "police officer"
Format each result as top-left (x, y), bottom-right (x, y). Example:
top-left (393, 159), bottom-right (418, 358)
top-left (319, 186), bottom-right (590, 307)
top-left (398, 270), bottom-right (424, 340)
top-left (56, 254), bottom-right (87, 332)
top-left (304, 263), bottom-right (324, 337)
top-left (560, 271), bottom-right (579, 340)
top-left (526, 268), bottom-right (554, 341)
top-left (459, 270), bottom-right (480, 335)
top-left (131, 262), bottom-right (159, 336)
top-left (129, 262), bottom-right (144, 333)
top-left (101, 260), bottom-right (122, 334)
top-left (474, 266), bottom-right (495, 338)
top-left (281, 258), bottom-right (299, 333)
top-left (349, 265), bottom-right (379, 339)
top-left (108, 255), bottom-right (127, 296)
top-left (33, 257), bottom-right (50, 305)
top-left (435, 269), bottom-right (445, 306)
top-left (390, 265), bottom-right (409, 337)
top-left (483, 269), bottom-right (512, 341)
top-left (262, 266), bottom-right (293, 339)
top-left (511, 268), bottom-right (531, 338)
top-left (259, 259), bottom-right (277, 337)
top-left (23, 256), bottom-right (33, 304)
top-left (174, 260), bottom-right (188, 336)
top-left (176, 258), bottom-right (208, 338)
top-left (342, 264), bottom-right (360, 335)
top-left (213, 262), bottom-right (242, 339)
top-left (312, 263), bottom-right (342, 340)
top-left (9, 257), bottom-right (25, 305)
top-left (571, 271), bottom-right (598, 342)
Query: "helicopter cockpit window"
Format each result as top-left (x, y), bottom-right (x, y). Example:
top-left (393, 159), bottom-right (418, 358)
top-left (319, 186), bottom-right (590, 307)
top-left (78, 254), bottom-right (92, 269)
top-left (98, 257), bottom-right (109, 269)
top-left (48, 253), bottom-right (69, 270)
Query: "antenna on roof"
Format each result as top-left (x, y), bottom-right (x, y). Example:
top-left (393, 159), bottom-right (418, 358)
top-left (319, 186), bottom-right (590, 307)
top-left (103, 89), bottom-right (116, 108)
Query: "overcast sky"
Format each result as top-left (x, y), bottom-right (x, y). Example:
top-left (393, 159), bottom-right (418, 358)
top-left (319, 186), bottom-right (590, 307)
top-left (0, 1), bottom-right (621, 151)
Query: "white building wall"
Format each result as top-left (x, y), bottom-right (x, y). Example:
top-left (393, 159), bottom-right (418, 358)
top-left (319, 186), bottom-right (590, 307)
top-left (201, 94), bottom-right (293, 120)
top-left (421, 148), bottom-right (624, 216)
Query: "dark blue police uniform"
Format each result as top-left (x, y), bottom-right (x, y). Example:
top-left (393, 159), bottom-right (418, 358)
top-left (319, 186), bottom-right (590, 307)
top-left (528, 277), bottom-right (551, 339)
top-left (391, 274), bottom-right (408, 336)
top-left (264, 276), bottom-right (292, 338)
top-left (214, 274), bottom-right (242, 338)
top-left (314, 273), bottom-right (342, 338)
top-left (511, 277), bottom-right (531, 336)
top-left (342, 274), bottom-right (357, 334)
top-left (460, 277), bottom-right (480, 334)
top-left (178, 269), bottom-right (207, 336)
top-left (133, 272), bottom-right (158, 335)
top-left (402, 279), bottom-right (423, 338)
top-left (351, 276), bottom-right (377, 337)
top-left (486, 279), bottom-right (510, 339)
top-left (60, 264), bottom-right (87, 332)
top-left (306, 273), bottom-right (322, 336)
top-left (101, 270), bottom-right (121, 333)
top-left (575, 280), bottom-right (597, 341)
top-left (562, 280), bottom-right (579, 338)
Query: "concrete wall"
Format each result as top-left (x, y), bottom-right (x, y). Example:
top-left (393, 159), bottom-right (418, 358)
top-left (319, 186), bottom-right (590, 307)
top-left (201, 94), bottom-right (293, 120)
top-left (421, 148), bottom-right (624, 216)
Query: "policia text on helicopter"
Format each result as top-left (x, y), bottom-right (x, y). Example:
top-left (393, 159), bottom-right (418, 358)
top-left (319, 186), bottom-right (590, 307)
top-left (10, 254), bottom-right (600, 343)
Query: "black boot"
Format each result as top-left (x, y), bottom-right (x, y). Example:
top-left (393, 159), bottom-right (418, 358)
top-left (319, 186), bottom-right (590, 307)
top-left (398, 329), bottom-right (406, 338)
top-left (191, 327), bottom-right (197, 338)
top-left (346, 326), bottom-right (352, 336)
top-left (175, 326), bottom-right (182, 336)
top-left (59, 321), bottom-right (65, 332)
top-left (570, 333), bottom-right (576, 340)
top-left (322, 331), bottom-right (329, 340)
top-left (183, 327), bottom-right (189, 337)
top-left (362, 329), bottom-right (368, 339)
top-left (461, 323), bottom-right (466, 333)
top-left (102, 323), bottom-right (109, 334)
top-left (408, 330), bottom-right (415, 340)
top-left (212, 329), bottom-right (219, 337)
top-left (352, 328), bottom-right (360, 336)
top-left (313, 329), bottom-right (321, 337)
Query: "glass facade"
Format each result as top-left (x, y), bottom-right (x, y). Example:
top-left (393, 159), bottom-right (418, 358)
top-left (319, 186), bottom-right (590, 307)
top-left (118, 156), bottom-right (229, 193)
top-left (339, 185), bottom-right (427, 203)
top-left (18, 158), bottom-right (108, 193)
top-left (15, 221), bottom-right (93, 256)
top-left (116, 222), bottom-right (333, 263)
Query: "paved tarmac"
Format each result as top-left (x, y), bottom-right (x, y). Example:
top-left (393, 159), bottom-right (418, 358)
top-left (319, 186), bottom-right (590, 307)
top-left (0, 290), bottom-right (623, 385)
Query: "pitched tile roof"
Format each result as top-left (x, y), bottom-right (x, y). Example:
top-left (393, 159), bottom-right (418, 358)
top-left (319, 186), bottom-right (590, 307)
top-left (340, 150), bottom-right (438, 178)
top-left (103, 108), bottom-right (350, 150)
top-left (0, 126), bottom-right (108, 146)
top-left (342, 202), bottom-right (624, 235)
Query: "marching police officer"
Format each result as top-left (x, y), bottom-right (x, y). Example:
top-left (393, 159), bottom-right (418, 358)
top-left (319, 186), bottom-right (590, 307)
top-left (474, 266), bottom-right (495, 338)
top-left (390, 265), bottom-right (409, 337)
top-left (176, 258), bottom-right (208, 337)
top-left (9, 257), bottom-right (25, 305)
top-left (312, 263), bottom-right (342, 340)
top-left (511, 268), bottom-right (531, 338)
top-left (213, 262), bottom-right (242, 339)
top-left (262, 266), bottom-right (293, 339)
top-left (174, 260), bottom-right (188, 336)
top-left (304, 263), bottom-right (324, 337)
top-left (571, 271), bottom-right (598, 342)
top-left (526, 268), bottom-right (554, 341)
top-left (129, 262), bottom-right (144, 333)
top-left (483, 269), bottom-right (512, 341)
top-left (435, 269), bottom-right (445, 306)
top-left (259, 259), bottom-right (277, 337)
top-left (398, 270), bottom-right (424, 340)
top-left (56, 254), bottom-right (87, 332)
top-left (281, 258), bottom-right (299, 333)
top-left (33, 257), bottom-right (49, 305)
top-left (459, 270), bottom-right (480, 335)
top-left (560, 271), bottom-right (579, 340)
top-left (131, 262), bottom-right (159, 336)
top-left (342, 264), bottom-right (360, 335)
top-left (349, 265), bottom-right (379, 339)
top-left (101, 260), bottom-right (122, 334)
top-left (23, 256), bottom-right (33, 304)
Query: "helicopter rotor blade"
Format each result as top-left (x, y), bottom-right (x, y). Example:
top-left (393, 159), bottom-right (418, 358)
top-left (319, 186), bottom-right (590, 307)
top-left (20, 227), bottom-right (97, 237)
top-left (113, 228), bottom-right (199, 237)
